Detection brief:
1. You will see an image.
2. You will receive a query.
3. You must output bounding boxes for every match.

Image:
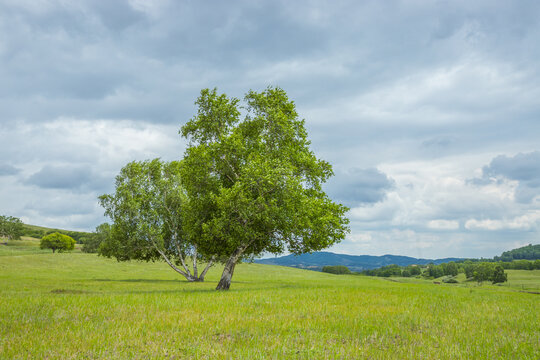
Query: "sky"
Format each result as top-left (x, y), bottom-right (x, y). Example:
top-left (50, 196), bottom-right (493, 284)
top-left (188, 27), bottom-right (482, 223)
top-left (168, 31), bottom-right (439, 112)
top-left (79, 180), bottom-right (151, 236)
top-left (1, 0), bottom-right (539, 259)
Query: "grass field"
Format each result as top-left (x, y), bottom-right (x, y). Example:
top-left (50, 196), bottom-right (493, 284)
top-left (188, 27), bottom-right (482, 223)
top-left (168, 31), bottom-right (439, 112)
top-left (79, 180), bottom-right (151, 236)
top-left (1, 239), bottom-right (539, 359)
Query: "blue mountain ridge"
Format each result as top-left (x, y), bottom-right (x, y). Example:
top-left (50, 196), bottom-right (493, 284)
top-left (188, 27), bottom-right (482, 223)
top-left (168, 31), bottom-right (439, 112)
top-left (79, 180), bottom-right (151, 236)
top-left (254, 251), bottom-right (463, 272)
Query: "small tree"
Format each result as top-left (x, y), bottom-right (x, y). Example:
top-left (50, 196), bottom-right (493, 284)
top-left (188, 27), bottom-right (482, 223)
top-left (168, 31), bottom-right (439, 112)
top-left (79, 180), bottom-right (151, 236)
top-left (408, 265), bottom-right (421, 276)
top-left (490, 265), bottom-right (507, 284)
top-left (0, 215), bottom-right (24, 241)
top-left (99, 159), bottom-right (214, 282)
top-left (180, 88), bottom-right (350, 290)
top-left (40, 232), bottom-right (75, 253)
top-left (473, 263), bottom-right (493, 284)
top-left (442, 262), bottom-right (458, 276)
top-left (426, 264), bottom-right (444, 278)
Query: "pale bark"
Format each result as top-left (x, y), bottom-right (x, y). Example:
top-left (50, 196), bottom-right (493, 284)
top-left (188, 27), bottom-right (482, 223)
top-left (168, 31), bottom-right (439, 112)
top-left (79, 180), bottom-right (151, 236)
top-left (216, 243), bottom-right (251, 290)
top-left (192, 247), bottom-right (199, 279)
top-left (155, 247), bottom-right (197, 281)
top-left (199, 257), bottom-right (215, 282)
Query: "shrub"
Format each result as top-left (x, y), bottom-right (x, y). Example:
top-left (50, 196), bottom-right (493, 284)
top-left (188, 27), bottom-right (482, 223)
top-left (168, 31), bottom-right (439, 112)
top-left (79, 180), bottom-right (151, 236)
top-left (40, 232), bottom-right (75, 253)
top-left (322, 265), bottom-right (352, 275)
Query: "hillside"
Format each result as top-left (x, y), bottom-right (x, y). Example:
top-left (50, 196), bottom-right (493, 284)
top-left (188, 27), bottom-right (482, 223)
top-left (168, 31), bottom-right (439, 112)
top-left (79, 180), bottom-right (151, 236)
top-left (20, 223), bottom-right (92, 243)
top-left (255, 251), bottom-right (463, 271)
top-left (495, 243), bottom-right (540, 261)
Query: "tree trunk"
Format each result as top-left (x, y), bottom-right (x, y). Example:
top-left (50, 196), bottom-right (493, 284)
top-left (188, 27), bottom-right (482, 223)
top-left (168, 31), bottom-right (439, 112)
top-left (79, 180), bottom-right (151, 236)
top-left (216, 256), bottom-right (237, 290)
top-left (198, 258), bottom-right (215, 282)
top-left (216, 245), bottom-right (250, 290)
top-left (192, 248), bottom-right (199, 279)
top-left (155, 248), bottom-right (197, 282)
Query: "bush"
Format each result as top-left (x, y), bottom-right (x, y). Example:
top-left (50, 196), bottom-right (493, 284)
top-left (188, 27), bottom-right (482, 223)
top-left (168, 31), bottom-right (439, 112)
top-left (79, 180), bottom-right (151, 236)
top-left (322, 265), bottom-right (352, 275)
top-left (40, 232), bottom-right (75, 253)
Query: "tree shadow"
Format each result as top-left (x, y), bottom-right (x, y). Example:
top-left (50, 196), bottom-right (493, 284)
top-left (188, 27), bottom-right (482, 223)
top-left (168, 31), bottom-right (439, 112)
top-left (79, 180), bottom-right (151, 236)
top-left (87, 278), bottom-right (304, 294)
top-left (92, 278), bottom-right (185, 283)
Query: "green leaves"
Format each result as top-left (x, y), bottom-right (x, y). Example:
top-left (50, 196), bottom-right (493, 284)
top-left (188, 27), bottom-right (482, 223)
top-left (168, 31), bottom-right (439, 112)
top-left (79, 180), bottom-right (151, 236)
top-left (99, 159), bottom-right (190, 262)
top-left (180, 87), bottom-right (350, 261)
top-left (40, 232), bottom-right (75, 253)
top-left (0, 215), bottom-right (24, 241)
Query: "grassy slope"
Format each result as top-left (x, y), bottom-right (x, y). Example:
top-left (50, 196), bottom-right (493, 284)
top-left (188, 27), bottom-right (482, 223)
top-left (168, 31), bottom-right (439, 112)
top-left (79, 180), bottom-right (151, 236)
top-left (0, 240), bottom-right (539, 359)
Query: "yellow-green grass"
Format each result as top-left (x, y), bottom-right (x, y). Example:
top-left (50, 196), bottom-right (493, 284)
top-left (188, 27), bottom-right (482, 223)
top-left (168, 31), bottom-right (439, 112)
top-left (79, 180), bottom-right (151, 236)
top-left (1, 245), bottom-right (538, 359)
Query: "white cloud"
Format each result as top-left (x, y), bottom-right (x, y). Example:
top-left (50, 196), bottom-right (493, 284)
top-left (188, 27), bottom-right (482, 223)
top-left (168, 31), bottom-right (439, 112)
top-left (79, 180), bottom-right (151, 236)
top-left (0, 118), bottom-right (183, 230)
top-left (427, 219), bottom-right (460, 230)
top-left (465, 212), bottom-right (540, 231)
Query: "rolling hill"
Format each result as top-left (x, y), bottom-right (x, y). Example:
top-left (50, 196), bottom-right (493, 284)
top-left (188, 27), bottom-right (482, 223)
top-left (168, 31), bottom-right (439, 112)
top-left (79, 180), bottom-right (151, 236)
top-left (255, 251), bottom-right (463, 272)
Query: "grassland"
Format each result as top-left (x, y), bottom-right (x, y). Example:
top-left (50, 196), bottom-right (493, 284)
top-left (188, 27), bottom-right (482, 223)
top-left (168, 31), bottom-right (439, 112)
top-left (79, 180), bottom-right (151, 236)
top-left (1, 239), bottom-right (539, 359)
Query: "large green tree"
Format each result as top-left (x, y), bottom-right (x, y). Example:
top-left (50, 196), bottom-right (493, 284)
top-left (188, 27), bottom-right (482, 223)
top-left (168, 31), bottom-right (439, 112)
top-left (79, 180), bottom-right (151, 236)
top-left (0, 215), bottom-right (24, 241)
top-left (180, 87), bottom-right (350, 290)
top-left (99, 159), bottom-right (214, 282)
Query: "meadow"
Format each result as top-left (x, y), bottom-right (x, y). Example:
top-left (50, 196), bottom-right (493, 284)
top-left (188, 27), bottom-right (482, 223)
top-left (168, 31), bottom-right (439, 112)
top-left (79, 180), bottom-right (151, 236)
top-left (1, 239), bottom-right (538, 359)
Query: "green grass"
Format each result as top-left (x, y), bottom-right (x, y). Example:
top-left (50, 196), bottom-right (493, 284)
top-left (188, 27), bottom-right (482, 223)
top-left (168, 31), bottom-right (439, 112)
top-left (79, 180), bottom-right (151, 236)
top-left (1, 243), bottom-right (539, 359)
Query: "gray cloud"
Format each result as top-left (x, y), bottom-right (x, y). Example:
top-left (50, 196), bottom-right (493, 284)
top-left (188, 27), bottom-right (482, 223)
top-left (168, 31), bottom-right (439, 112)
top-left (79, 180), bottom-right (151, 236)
top-left (476, 151), bottom-right (540, 203)
top-left (0, 164), bottom-right (19, 176)
top-left (0, 1), bottom-right (539, 256)
top-left (25, 164), bottom-right (109, 192)
top-left (326, 168), bottom-right (394, 207)
top-left (483, 151), bottom-right (540, 182)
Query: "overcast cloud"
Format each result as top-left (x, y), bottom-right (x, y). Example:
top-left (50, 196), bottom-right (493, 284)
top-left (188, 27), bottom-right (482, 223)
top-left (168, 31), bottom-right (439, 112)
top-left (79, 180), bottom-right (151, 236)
top-left (1, 0), bottom-right (539, 258)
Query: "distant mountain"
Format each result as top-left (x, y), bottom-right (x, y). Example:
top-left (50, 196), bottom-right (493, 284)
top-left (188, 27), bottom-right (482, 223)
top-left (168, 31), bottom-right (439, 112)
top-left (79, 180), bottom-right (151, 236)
top-left (255, 251), bottom-right (463, 272)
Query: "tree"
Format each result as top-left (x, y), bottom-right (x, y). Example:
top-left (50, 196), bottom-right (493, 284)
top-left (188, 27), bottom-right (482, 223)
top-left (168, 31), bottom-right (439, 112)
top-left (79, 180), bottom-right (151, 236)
top-left (490, 265), bottom-right (507, 284)
top-left (473, 263), bottom-right (493, 284)
top-left (180, 87), bottom-right (350, 290)
top-left (99, 159), bottom-right (214, 282)
top-left (426, 264), bottom-right (444, 278)
top-left (40, 232), bottom-right (75, 253)
top-left (0, 215), bottom-right (24, 241)
top-left (463, 262), bottom-right (476, 279)
top-left (82, 223), bottom-right (110, 253)
top-left (322, 265), bottom-right (352, 274)
top-left (442, 262), bottom-right (458, 276)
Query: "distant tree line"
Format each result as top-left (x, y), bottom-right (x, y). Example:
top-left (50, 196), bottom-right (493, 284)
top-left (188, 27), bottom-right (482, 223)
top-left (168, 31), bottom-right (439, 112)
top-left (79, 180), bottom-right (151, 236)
top-left (357, 259), bottom-right (540, 285)
top-left (19, 226), bottom-right (92, 244)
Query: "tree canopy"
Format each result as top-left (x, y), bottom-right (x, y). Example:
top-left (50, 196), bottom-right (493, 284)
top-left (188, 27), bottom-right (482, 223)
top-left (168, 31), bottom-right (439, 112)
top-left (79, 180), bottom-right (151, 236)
top-left (99, 159), bottom-right (214, 282)
top-left (0, 215), bottom-right (24, 241)
top-left (180, 87), bottom-right (350, 290)
top-left (40, 232), bottom-right (75, 253)
top-left (81, 223), bottom-right (110, 253)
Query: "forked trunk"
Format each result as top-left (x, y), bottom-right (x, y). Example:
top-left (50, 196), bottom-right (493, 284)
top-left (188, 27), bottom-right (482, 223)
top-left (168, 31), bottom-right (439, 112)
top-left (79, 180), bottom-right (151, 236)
top-left (198, 258), bottom-right (215, 282)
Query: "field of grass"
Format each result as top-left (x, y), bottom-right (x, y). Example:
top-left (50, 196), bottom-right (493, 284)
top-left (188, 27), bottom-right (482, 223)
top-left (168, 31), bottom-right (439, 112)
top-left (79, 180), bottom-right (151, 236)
top-left (1, 239), bottom-right (539, 359)
top-left (382, 270), bottom-right (540, 293)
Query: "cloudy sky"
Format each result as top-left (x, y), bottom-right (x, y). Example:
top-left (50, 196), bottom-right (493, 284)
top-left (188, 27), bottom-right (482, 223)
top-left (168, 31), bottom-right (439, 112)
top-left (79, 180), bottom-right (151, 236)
top-left (1, 0), bottom-right (539, 259)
